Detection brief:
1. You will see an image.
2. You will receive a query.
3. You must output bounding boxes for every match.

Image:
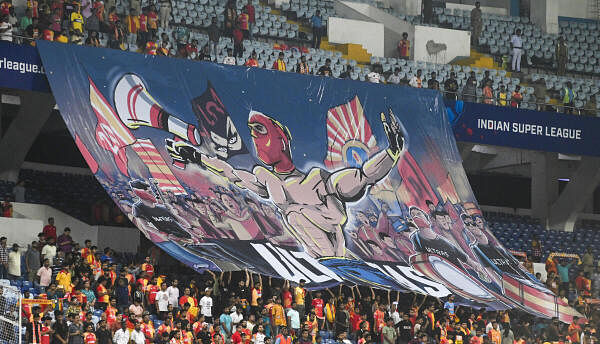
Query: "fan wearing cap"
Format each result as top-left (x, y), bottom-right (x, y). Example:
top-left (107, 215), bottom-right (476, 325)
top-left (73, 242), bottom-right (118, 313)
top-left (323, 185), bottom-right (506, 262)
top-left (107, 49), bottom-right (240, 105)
top-left (129, 179), bottom-right (193, 242)
top-left (166, 109), bottom-right (406, 258)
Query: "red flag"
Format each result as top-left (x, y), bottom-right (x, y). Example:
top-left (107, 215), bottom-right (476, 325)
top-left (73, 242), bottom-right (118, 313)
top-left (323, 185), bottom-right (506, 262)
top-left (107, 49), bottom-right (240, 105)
top-left (89, 78), bottom-right (136, 176)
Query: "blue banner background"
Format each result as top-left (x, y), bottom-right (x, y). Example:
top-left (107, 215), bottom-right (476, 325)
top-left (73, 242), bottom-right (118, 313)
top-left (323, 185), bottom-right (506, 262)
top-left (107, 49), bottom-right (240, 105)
top-left (36, 41), bottom-right (580, 321)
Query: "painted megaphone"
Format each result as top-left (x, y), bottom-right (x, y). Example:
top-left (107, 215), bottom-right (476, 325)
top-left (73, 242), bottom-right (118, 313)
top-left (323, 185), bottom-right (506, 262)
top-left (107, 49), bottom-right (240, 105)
top-left (114, 74), bottom-right (203, 168)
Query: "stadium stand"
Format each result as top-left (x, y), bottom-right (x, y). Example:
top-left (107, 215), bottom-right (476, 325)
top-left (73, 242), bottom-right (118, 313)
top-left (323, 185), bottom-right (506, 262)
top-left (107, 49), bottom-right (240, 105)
top-left (4, 0), bottom-right (600, 342)
top-left (3, 0), bottom-right (600, 114)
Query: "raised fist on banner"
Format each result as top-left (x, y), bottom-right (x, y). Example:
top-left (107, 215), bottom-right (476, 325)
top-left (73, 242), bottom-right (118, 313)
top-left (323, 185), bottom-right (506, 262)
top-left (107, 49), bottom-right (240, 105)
top-left (380, 109), bottom-right (406, 159)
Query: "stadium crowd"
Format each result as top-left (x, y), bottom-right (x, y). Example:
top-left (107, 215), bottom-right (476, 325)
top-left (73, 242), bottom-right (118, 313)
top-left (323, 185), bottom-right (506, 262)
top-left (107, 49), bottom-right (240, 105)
top-left (0, 219), bottom-right (599, 344)
top-left (0, 0), bottom-right (587, 114)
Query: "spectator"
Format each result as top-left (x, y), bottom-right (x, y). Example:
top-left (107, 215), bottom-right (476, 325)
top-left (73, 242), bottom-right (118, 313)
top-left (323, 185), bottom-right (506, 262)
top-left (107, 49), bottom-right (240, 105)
top-left (126, 8), bottom-right (139, 48)
top-left (223, 48), bottom-right (236, 65)
top-left (113, 321), bottom-right (129, 344)
top-left (511, 85), bottom-right (523, 108)
top-left (25, 241), bottom-right (40, 282)
top-left (57, 227), bottom-right (74, 253)
top-left (37, 258), bottom-right (52, 288)
top-left (331, 65), bottom-right (348, 79)
top-left (0, 236), bottom-right (9, 279)
top-left (70, 3), bottom-right (84, 36)
top-left (462, 71), bottom-right (477, 102)
top-left (130, 321), bottom-right (146, 344)
top-left (244, 0), bottom-right (254, 39)
top-left (382, 318), bottom-right (396, 344)
top-left (173, 18), bottom-right (189, 52)
top-left (387, 67), bottom-right (402, 84)
top-left (85, 29), bottom-right (100, 46)
top-left (41, 238), bottom-right (57, 266)
top-left (427, 72), bottom-right (439, 90)
top-left (556, 36), bottom-right (568, 76)
top-left (224, 0), bottom-right (236, 36)
top-left (480, 70), bottom-right (491, 89)
top-left (85, 4), bottom-right (100, 33)
top-left (185, 38), bottom-right (199, 58)
top-left (232, 23), bottom-right (243, 57)
top-left (444, 72), bottom-right (458, 100)
top-left (1, 200), bottom-right (12, 217)
top-left (317, 59), bottom-right (332, 77)
top-left (148, 4), bottom-right (158, 38)
top-left (511, 29), bottom-right (523, 73)
top-left (409, 69), bottom-right (423, 88)
top-left (296, 55), bottom-right (310, 74)
top-left (286, 303), bottom-right (300, 335)
top-left (207, 17), bottom-right (220, 55)
top-left (42, 217), bottom-right (57, 242)
top-left (397, 32), bottom-right (410, 60)
top-left (501, 323), bottom-right (514, 344)
top-left (20, 8), bottom-right (33, 32)
top-left (238, 8), bottom-right (249, 39)
top-left (483, 79), bottom-right (494, 105)
top-left (533, 78), bottom-right (547, 111)
top-left (583, 247), bottom-right (594, 275)
top-left (272, 52), bottom-right (286, 71)
top-left (158, 0), bottom-right (170, 29)
top-left (0, 14), bottom-right (13, 41)
top-left (7, 243), bottom-right (20, 280)
top-left (561, 81), bottom-right (576, 114)
top-left (311, 10), bottom-right (322, 49)
top-left (421, 0), bottom-right (432, 24)
top-left (497, 84), bottom-right (508, 106)
top-left (49, 7), bottom-right (61, 33)
top-left (69, 313), bottom-right (84, 344)
top-left (470, 2), bottom-right (482, 45)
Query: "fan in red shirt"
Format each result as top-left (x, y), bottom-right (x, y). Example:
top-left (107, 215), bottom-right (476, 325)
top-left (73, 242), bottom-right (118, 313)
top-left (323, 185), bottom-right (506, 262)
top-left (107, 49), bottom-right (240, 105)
top-left (350, 307), bottom-right (362, 333)
top-left (244, 51), bottom-right (259, 67)
top-left (146, 277), bottom-right (160, 308)
top-left (311, 291), bottom-right (324, 327)
top-left (83, 324), bottom-right (97, 344)
top-left (282, 283), bottom-right (293, 309)
top-left (41, 316), bottom-right (53, 344)
top-left (141, 256), bottom-right (154, 277)
top-left (42, 217), bottom-right (56, 242)
top-left (185, 39), bottom-right (199, 58)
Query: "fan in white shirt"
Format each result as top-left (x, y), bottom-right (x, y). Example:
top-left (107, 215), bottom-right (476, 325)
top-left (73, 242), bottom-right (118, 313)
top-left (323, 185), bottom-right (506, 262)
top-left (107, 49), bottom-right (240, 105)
top-left (113, 323), bottom-right (130, 344)
top-left (200, 291), bottom-right (213, 319)
top-left (223, 49), bottom-right (236, 65)
top-left (156, 283), bottom-right (170, 313)
top-left (166, 281), bottom-right (180, 307)
top-left (130, 323), bottom-right (146, 344)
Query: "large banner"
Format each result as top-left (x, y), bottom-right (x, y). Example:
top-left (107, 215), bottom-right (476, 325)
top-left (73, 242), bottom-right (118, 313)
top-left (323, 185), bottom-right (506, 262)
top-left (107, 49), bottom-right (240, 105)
top-left (0, 42), bottom-right (49, 93)
top-left (37, 42), bottom-right (580, 321)
top-left (446, 99), bottom-right (599, 156)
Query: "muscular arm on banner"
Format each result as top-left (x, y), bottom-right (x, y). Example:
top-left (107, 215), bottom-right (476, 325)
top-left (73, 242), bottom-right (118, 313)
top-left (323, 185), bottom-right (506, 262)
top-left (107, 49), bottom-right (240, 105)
top-left (166, 138), bottom-right (268, 197)
top-left (327, 111), bottom-right (405, 201)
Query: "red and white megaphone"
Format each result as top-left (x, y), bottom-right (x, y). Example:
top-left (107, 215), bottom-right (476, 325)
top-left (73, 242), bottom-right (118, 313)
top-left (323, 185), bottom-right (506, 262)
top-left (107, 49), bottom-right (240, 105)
top-left (114, 73), bottom-right (202, 146)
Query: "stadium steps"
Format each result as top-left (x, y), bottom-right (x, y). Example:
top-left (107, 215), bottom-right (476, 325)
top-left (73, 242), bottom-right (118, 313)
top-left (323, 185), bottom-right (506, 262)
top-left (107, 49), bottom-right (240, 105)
top-left (453, 49), bottom-right (496, 69)
top-left (320, 37), bottom-right (372, 64)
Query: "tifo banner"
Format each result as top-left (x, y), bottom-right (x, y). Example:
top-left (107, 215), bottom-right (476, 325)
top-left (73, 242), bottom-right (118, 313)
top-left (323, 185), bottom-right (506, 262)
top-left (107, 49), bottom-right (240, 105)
top-left (446, 99), bottom-right (599, 156)
top-left (0, 42), bottom-right (49, 93)
top-left (37, 41), bottom-right (580, 321)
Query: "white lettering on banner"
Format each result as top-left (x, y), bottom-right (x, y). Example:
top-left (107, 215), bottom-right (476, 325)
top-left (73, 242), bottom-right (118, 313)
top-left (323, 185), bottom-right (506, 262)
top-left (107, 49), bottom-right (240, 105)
top-left (0, 57), bottom-right (45, 74)
top-left (365, 262), bottom-right (450, 297)
top-left (287, 250), bottom-right (342, 282)
top-left (476, 118), bottom-right (582, 140)
top-left (397, 266), bottom-right (451, 298)
top-left (251, 243), bottom-right (340, 284)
